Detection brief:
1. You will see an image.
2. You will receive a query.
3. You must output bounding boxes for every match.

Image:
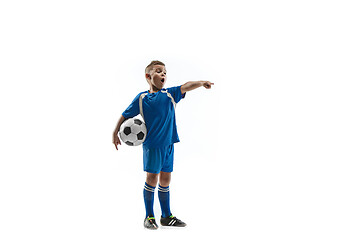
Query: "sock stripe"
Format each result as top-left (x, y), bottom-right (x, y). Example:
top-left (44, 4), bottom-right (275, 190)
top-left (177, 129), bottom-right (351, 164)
top-left (158, 185), bottom-right (169, 192)
top-left (158, 185), bottom-right (169, 191)
top-left (144, 183), bottom-right (155, 192)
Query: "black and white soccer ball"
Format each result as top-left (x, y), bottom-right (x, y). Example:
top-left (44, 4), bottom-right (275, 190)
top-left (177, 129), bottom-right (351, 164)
top-left (119, 118), bottom-right (147, 146)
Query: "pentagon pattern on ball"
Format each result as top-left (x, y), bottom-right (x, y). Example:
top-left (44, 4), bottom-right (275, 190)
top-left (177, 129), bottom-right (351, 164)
top-left (134, 119), bottom-right (142, 125)
top-left (137, 132), bottom-right (145, 140)
top-left (124, 127), bottom-right (131, 136)
top-left (119, 118), bottom-right (147, 146)
top-left (125, 141), bottom-right (134, 146)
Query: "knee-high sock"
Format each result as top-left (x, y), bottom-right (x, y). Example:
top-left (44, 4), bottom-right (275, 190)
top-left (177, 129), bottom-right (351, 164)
top-left (144, 182), bottom-right (155, 217)
top-left (158, 185), bottom-right (171, 218)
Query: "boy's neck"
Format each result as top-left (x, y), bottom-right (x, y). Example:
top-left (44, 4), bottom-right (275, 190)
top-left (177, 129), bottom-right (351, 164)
top-left (149, 85), bottom-right (161, 93)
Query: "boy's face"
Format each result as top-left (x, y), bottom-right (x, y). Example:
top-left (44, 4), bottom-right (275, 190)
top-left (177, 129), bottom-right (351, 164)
top-left (146, 65), bottom-right (167, 90)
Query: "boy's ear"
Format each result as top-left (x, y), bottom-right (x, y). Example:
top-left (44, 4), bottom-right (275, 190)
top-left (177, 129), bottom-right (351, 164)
top-left (146, 73), bottom-right (151, 80)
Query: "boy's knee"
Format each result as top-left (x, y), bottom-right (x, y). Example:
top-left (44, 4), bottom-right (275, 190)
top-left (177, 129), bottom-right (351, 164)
top-left (146, 173), bottom-right (159, 186)
top-left (159, 172), bottom-right (171, 187)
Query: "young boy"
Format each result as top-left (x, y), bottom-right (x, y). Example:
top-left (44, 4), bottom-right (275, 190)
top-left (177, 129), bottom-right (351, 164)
top-left (112, 60), bottom-right (213, 229)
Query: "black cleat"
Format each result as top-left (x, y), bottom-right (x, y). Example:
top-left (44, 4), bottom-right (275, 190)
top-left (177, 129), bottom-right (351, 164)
top-left (144, 216), bottom-right (158, 230)
top-left (160, 215), bottom-right (186, 227)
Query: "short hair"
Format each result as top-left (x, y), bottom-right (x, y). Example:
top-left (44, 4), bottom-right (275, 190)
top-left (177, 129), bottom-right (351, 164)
top-left (145, 60), bottom-right (165, 74)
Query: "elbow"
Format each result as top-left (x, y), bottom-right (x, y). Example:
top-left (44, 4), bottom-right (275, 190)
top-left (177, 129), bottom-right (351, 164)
top-left (181, 84), bottom-right (188, 95)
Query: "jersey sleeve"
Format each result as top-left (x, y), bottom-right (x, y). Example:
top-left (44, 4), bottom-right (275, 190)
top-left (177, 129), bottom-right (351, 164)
top-left (167, 85), bottom-right (186, 103)
top-left (122, 93), bottom-right (141, 119)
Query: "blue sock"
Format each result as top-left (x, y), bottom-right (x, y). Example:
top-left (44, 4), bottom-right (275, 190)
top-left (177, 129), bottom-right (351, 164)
top-left (158, 185), bottom-right (171, 218)
top-left (143, 182), bottom-right (155, 217)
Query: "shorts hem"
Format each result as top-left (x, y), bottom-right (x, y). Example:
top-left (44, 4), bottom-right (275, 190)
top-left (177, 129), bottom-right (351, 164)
top-left (144, 169), bottom-right (160, 174)
top-left (144, 169), bottom-right (173, 174)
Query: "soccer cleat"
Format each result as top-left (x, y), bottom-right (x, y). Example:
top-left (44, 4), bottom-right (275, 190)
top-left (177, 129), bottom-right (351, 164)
top-left (160, 215), bottom-right (186, 227)
top-left (144, 216), bottom-right (158, 230)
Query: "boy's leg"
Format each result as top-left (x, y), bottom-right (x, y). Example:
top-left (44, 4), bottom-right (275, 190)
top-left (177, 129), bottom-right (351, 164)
top-left (144, 173), bottom-right (159, 218)
top-left (143, 145), bottom-right (161, 219)
top-left (158, 171), bottom-right (172, 217)
top-left (158, 171), bottom-right (186, 227)
top-left (158, 144), bottom-right (174, 218)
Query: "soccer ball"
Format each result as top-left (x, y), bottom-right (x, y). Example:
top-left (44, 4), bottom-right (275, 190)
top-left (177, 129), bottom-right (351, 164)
top-left (119, 118), bottom-right (147, 146)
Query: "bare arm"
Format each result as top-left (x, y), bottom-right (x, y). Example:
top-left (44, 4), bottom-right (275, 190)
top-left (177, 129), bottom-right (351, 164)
top-left (112, 115), bottom-right (126, 150)
top-left (180, 81), bottom-right (214, 94)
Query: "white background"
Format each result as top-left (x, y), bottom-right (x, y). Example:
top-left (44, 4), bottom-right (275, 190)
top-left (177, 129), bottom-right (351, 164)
top-left (1, 0), bottom-right (359, 239)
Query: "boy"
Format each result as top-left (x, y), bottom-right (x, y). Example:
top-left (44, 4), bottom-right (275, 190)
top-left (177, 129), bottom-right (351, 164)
top-left (112, 60), bottom-right (213, 229)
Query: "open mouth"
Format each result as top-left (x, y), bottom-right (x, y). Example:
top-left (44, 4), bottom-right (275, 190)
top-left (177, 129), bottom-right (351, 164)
top-left (161, 78), bottom-right (165, 83)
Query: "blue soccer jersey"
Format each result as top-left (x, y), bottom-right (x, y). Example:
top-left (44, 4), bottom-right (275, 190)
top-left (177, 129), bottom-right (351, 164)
top-left (122, 85), bottom-right (185, 148)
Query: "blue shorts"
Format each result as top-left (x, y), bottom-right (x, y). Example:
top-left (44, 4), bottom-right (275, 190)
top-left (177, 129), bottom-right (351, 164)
top-left (142, 144), bottom-right (174, 174)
